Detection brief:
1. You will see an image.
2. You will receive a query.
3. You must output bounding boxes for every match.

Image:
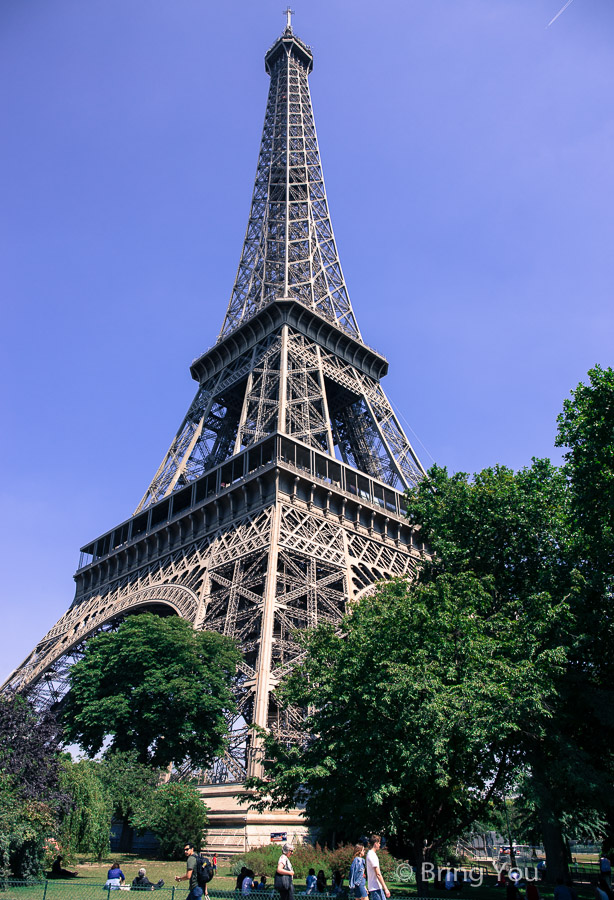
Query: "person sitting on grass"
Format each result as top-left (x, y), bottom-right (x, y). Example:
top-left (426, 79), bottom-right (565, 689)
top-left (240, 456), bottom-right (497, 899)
top-left (331, 870), bottom-right (344, 895)
top-left (51, 855), bottom-right (78, 878)
top-left (242, 869), bottom-right (256, 894)
top-left (256, 876), bottom-right (268, 891)
top-left (306, 870), bottom-right (317, 895)
top-left (132, 867), bottom-right (165, 890)
top-left (106, 862), bottom-right (126, 890)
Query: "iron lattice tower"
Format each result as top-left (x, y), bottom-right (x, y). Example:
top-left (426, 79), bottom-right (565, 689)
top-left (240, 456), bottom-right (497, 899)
top-left (3, 19), bottom-right (426, 784)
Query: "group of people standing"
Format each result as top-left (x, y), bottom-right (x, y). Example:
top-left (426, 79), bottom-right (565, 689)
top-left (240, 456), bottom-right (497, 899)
top-left (275, 834), bottom-right (390, 900)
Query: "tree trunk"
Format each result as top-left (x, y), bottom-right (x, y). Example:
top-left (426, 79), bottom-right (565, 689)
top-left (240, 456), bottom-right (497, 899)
top-left (413, 844), bottom-right (430, 896)
top-left (601, 807), bottom-right (614, 857)
top-left (118, 818), bottom-right (134, 853)
top-left (538, 801), bottom-right (568, 883)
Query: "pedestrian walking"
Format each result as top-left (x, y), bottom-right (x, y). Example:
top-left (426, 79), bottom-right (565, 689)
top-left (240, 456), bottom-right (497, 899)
top-left (175, 842), bottom-right (206, 900)
top-left (366, 835), bottom-right (390, 900)
top-left (349, 845), bottom-right (367, 899)
top-left (275, 843), bottom-right (295, 900)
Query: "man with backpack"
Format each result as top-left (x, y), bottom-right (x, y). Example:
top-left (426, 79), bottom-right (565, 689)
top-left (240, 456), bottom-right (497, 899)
top-left (175, 842), bottom-right (214, 900)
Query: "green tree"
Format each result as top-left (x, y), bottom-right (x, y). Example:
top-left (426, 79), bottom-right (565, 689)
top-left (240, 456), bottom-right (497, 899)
top-left (248, 459), bottom-right (588, 886)
top-left (0, 694), bottom-right (65, 878)
top-left (58, 758), bottom-right (112, 861)
top-left (406, 459), bottom-right (613, 881)
top-left (62, 613), bottom-right (241, 768)
top-left (556, 364), bottom-right (614, 856)
top-left (0, 781), bottom-right (56, 880)
top-left (131, 782), bottom-right (208, 859)
top-left (248, 576), bottom-right (568, 887)
top-left (556, 364), bottom-right (614, 581)
top-left (98, 752), bottom-right (159, 853)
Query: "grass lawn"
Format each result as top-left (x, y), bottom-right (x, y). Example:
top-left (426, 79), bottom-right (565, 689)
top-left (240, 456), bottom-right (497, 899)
top-left (71, 854), bottom-right (238, 888)
top-left (1, 853), bottom-right (601, 900)
top-left (66, 854), bottom-right (605, 897)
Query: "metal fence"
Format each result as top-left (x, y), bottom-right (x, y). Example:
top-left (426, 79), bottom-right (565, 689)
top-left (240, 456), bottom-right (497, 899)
top-left (0, 885), bottom-right (422, 900)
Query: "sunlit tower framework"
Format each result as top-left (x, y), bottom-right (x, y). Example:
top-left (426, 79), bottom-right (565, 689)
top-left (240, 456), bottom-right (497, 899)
top-left (2, 14), bottom-right (427, 848)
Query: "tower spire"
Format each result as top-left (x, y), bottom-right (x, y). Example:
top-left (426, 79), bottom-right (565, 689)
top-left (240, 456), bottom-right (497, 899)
top-left (283, 6), bottom-right (294, 31)
top-left (218, 20), bottom-right (362, 343)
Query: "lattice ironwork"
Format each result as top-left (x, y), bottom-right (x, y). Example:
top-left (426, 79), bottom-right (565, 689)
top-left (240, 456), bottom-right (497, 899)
top-left (3, 18), bottom-right (427, 788)
top-left (219, 26), bottom-right (361, 342)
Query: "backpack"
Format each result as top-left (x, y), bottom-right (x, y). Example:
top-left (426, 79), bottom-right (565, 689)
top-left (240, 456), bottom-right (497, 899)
top-left (196, 856), bottom-right (214, 888)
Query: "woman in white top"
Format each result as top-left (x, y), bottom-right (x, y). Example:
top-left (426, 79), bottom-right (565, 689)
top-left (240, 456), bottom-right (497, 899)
top-left (276, 843), bottom-right (295, 900)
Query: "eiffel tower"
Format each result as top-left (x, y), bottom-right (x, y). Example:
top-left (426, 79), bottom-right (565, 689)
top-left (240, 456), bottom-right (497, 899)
top-left (3, 13), bottom-right (425, 848)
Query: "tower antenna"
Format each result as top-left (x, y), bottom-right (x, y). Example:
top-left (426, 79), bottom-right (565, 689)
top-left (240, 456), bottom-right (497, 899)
top-left (283, 6), bottom-right (294, 31)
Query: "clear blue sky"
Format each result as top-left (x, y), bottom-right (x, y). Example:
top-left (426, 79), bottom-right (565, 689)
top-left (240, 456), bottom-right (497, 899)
top-left (1, 0), bottom-right (613, 684)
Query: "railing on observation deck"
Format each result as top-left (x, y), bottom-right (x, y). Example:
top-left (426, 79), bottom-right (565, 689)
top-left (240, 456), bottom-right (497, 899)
top-left (78, 435), bottom-right (417, 570)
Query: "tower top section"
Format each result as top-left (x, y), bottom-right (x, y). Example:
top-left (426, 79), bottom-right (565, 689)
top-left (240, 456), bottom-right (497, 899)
top-left (217, 19), bottom-right (361, 344)
top-left (264, 17), bottom-right (313, 75)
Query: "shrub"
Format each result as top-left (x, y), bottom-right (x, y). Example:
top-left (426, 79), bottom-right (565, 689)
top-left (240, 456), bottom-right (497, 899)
top-left (235, 843), bottom-right (397, 883)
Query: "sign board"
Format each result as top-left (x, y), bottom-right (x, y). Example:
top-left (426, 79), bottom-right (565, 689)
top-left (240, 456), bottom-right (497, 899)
top-left (270, 832), bottom-right (288, 843)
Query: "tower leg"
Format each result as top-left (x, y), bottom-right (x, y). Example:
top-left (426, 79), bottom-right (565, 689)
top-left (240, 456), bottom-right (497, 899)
top-left (248, 473), bottom-right (282, 779)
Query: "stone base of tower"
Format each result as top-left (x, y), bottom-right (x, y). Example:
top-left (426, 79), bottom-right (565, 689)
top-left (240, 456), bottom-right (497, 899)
top-left (198, 784), bottom-right (312, 854)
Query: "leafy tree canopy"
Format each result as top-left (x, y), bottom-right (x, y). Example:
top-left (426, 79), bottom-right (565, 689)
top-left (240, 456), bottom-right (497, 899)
top-left (0, 692), bottom-right (64, 801)
top-left (248, 562), bottom-right (569, 880)
top-left (248, 458), bottom-right (602, 883)
top-left (556, 364), bottom-right (614, 855)
top-left (407, 458), bottom-right (614, 878)
top-left (98, 751), bottom-right (159, 821)
top-left (556, 364), bottom-right (614, 578)
top-left (0, 694), bottom-right (66, 878)
top-left (62, 613), bottom-right (240, 768)
top-left (58, 757), bottom-right (112, 861)
top-left (131, 781), bottom-right (208, 860)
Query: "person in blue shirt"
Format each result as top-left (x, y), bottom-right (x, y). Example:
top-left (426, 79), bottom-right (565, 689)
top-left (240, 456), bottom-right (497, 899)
top-left (306, 870), bottom-right (317, 894)
top-left (105, 862), bottom-right (126, 891)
